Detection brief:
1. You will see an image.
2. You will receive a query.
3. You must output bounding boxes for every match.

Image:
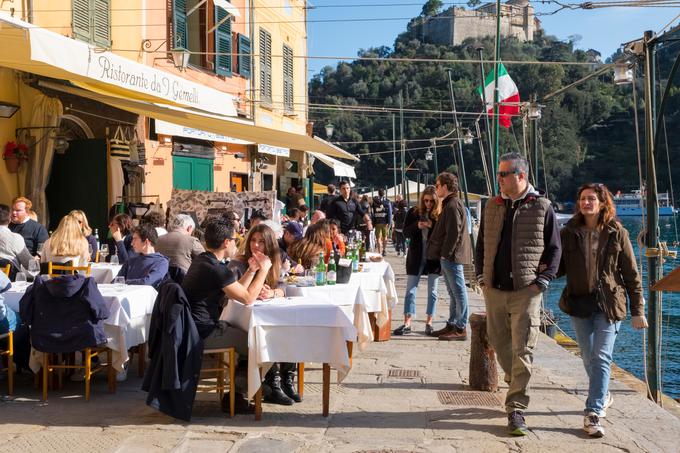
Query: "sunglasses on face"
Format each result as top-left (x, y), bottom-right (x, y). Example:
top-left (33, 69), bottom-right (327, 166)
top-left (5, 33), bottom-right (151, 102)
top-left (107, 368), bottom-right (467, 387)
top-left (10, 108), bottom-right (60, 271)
top-left (497, 169), bottom-right (519, 178)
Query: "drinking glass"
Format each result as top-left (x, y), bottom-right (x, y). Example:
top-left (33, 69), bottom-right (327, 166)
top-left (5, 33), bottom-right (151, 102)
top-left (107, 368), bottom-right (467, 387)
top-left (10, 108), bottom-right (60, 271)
top-left (99, 244), bottom-right (109, 262)
top-left (110, 254), bottom-right (119, 265)
top-left (15, 272), bottom-right (26, 283)
top-left (304, 269), bottom-right (316, 287)
top-left (113, 276), bottom-right (126, 287)
top-left (27, 260), bottom-right (40, 280)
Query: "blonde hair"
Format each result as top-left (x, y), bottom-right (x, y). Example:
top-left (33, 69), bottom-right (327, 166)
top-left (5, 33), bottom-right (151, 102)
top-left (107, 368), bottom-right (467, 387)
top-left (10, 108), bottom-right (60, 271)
top-left (69, 210), bottom-right (93, 236)
top-left (49, 215), bottom-right (89, 259)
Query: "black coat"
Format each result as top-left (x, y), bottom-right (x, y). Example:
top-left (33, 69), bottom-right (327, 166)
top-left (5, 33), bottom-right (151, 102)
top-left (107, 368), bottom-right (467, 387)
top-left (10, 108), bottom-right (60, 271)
top-left (142, 282), bottom-right (204, 422)
top-left (403, 207), bottom-right (441, 276)
top-left (19, 275), bottom-right (109, 353)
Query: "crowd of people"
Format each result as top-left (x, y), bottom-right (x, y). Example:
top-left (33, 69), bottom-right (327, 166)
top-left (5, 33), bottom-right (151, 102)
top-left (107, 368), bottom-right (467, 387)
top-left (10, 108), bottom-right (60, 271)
top-left (0, 153), bottom-right (651, 435)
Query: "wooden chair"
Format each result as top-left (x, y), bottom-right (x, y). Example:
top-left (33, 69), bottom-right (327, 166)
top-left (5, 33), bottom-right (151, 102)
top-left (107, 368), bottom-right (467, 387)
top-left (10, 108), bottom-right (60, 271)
top-left (41, 347), bottom-right (115, 401)
top-left (1, 264), bottom-right (10, 277)
top-left (48, 262), bottom-right (92, 278)
top-left (197, 347), bottom-right (236, 417)
top-left (0, 331), bottom-right (13, 395)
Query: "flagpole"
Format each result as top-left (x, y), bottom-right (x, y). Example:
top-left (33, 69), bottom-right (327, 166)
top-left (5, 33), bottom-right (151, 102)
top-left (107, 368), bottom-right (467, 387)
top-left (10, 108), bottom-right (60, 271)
top-left (492, 0), bottom-right (502, 195)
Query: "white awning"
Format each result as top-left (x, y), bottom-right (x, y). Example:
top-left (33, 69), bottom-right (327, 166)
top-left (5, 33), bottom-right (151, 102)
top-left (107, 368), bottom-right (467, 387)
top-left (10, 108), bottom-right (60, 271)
top-left (308, 151), bottom-right (357, 178)
top-left (0, 13), bottom-right (237, 117)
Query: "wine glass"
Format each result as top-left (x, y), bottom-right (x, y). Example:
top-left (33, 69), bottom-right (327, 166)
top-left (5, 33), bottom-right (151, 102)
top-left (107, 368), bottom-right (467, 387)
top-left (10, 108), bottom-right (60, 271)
top-left (110, 254), bottom-right (119, 265)
top-left (15, 272), bottom-right (27, 283)
top-left (99, 244), bottom-right (109, 263)
top-left (112, 276), bottom-right (126, 287)
top-left (27, 260), bottom-right (40, 281)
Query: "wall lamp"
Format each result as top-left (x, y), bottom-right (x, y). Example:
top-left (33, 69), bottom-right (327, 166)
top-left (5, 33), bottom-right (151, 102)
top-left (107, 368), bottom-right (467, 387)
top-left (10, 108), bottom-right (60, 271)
top-left (0, 102), bottom-right (20, 118)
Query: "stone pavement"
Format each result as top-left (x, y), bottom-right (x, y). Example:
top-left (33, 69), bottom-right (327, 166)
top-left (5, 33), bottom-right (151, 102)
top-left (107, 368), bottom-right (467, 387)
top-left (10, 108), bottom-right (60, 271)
top-left (2, 253), bottom-right (680, 452)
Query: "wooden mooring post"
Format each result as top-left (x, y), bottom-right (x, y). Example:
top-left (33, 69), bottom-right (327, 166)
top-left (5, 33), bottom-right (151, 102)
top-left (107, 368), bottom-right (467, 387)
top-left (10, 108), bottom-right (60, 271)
top-left (469, 312), bottom-right (498, 392)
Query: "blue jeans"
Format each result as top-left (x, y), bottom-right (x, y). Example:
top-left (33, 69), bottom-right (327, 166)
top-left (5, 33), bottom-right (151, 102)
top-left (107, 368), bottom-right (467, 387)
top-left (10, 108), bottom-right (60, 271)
top-left (571, 311), bottom-right (620, 414)
top-left (439, 258), bottom-right (469, 329)
top-left (403, 259), bottom-right (440, 318)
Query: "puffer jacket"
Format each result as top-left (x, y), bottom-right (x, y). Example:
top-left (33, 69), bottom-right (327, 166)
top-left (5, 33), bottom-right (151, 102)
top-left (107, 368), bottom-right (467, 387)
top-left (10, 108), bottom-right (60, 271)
top-left (558, 217), bottom-right (644, 321)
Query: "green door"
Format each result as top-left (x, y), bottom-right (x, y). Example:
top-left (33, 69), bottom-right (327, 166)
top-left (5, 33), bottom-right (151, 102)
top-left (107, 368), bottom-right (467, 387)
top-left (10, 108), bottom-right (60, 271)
top-left (172, 156), bottom-right (214, 191)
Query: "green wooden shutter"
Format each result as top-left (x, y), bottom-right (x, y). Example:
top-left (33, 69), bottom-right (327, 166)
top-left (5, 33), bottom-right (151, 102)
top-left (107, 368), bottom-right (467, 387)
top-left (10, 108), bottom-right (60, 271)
top-left (237, 34), bottom-right (251, 79)
top-left (92, 0), bottom-right (111, 47)
top-left (173, 157), bottom-right (193, 190)
top-left (259, 28), bottom-right (272, 104)
top-left (172, 156), bottom-right (214, 191)
top-left (173, 0), bottom-right (188, 49)
top-left (283, 44), bottom-right (294, 113)
top-left (214, 6), bottom-right (232, 76)
top-left (192, 159), bottom-right (214, 191)
top-left (72, 0), bottom-right (91, 42)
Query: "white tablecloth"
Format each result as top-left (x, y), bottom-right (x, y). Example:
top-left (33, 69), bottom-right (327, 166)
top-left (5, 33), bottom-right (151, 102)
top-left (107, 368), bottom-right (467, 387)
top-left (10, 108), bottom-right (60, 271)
top-left (89, 263), bottom-right (123, 284)
top-left (221, 298), bottom-right (357, 399)
top-left (361, 260), bottom-right (399, 310)
top-left (4, 282), bottom-right (157, 371)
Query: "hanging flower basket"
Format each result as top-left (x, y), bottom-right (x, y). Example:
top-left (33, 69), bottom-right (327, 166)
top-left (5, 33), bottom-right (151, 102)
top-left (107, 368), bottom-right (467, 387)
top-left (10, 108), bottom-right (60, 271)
top-left (3, 141), bottom-right (29, 174)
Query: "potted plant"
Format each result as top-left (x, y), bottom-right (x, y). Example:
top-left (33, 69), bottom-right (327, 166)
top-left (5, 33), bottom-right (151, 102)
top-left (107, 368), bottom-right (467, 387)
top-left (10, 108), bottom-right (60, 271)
top-left (3, 141), bottom-right (29, 173)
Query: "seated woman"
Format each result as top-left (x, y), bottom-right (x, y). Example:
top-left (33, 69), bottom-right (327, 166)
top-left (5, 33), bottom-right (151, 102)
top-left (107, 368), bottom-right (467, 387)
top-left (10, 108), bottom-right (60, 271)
top-left (69, 209), bottom-right (98, 262)
top-left (328, 219), bottom-right (346, 257)
top-left (288, 221), bottom-right (328, 269)
top-left (40, 215), bottom-right (90, 266)
top-left (228, 224), bottom-right (301, 405)
top-left (108, 213), bottom-right (135, 264)
top-left (115, 224), bottom-right (169, 289)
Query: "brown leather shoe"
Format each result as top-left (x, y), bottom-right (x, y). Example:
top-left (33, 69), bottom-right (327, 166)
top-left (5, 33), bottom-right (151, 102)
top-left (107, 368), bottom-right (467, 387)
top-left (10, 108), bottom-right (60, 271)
top-left (431, 324), bottom-right (456, 337)
top-left (438, 327), bottom-right (467, 341)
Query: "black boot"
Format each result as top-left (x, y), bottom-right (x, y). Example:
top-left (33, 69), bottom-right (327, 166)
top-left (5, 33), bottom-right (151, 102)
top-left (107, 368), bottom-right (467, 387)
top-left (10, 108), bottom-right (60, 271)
top-left (280, 362), bottom-right (302, 403)
top-left (263, 364), bottom-right (294, 406)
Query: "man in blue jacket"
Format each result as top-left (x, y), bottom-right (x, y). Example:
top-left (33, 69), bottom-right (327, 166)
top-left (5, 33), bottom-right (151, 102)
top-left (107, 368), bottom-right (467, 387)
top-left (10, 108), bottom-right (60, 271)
top-left (115, 224), bottom-right (169, 289)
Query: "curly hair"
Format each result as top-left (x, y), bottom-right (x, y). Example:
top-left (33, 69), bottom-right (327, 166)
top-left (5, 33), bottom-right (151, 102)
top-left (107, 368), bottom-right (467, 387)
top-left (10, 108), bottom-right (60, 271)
top-left (574, 183), bottom-right (618, 226)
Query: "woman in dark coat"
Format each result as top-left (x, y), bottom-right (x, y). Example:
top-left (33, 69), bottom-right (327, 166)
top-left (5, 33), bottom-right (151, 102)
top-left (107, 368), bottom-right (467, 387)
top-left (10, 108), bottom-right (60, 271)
top-left (558, 183), bottom-right (648, 438)
top-left (393, 186), bottom-right (441, 336)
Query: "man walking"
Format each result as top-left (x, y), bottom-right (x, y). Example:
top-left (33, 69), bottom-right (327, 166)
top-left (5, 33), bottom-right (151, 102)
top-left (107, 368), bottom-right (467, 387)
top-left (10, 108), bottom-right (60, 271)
top-left (475, 152), bottom-right (561, 436)
top-left (374, 189), bottom-right (392, 256)
top-left (427, 172), bottom-right (472, 341)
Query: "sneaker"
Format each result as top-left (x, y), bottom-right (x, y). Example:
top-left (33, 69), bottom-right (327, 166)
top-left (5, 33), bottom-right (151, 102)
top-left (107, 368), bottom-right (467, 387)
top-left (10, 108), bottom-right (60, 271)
top-left (507, 410), bottom-right (529, 436)
top-left (439, 327), bottom-right (468, 341)
top-left (431, 324), bottom-right (456, 337)
top-left (583, 412), bottom-right (604, 437)
top-left (598, 392), bottom-right (613, 418)
top-left (116, 367), bottom-right (128, 382)
top-left (393, 324), bottom-right (412, 336)
top-left (424, 324), bottom-right (434, 336)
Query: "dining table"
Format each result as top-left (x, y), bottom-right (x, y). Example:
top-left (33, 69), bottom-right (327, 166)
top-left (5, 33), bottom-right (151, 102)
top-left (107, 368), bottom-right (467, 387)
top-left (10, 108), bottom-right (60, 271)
top-left (88, 262), bottom-right (123, 284)
top-left (3, 281), bottom-right (158, 371)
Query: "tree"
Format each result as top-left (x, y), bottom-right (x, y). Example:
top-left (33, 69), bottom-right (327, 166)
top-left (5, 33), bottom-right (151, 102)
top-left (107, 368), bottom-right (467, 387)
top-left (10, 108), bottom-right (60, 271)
top-left (420, 0), bottom-right (442, 17)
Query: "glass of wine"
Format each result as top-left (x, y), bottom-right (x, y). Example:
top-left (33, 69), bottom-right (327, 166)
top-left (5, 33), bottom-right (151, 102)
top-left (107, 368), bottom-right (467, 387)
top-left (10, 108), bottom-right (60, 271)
top-left (27, 260), bottom-right (40, 281)
top-left (99, 244), bottom-right (109, 263)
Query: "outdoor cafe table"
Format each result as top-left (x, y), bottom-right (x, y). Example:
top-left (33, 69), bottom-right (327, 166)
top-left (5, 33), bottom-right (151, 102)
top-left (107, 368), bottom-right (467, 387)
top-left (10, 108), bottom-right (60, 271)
top-left (3, 282), bottom-right (158, 371)
top-left (89, 262), bottom-right (123, 284)
top-left (221, 297), bottom-right (357, 418)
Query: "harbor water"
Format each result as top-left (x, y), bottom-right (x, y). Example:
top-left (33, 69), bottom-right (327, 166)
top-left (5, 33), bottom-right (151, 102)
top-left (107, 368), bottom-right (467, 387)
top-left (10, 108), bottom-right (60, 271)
top-left (545, 216), bottom-right (680, 399)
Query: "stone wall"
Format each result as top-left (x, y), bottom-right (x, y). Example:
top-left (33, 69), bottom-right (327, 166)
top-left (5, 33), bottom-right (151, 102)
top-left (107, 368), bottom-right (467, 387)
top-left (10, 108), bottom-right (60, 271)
top-left (167, 188), bottom-right (277, 226)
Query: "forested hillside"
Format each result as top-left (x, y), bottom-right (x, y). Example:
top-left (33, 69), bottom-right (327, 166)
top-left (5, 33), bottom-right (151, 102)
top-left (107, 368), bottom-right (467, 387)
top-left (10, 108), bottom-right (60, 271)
top-left (308, 3), bottom-right (680, 202)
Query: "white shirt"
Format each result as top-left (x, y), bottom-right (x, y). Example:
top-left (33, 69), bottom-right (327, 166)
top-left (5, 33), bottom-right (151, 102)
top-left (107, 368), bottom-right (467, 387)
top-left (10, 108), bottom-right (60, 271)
top-left (0, 225), bottom-right (33, 269)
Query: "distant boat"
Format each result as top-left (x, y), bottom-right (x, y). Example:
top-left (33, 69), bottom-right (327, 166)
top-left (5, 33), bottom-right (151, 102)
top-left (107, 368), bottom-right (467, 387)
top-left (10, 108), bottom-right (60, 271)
top-left (613, 189), bottom-right (676, 216)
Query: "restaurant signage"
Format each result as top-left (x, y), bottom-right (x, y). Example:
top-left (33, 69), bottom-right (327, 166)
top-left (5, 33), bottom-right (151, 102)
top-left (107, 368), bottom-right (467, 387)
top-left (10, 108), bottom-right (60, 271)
top-left (258, 143), bottom-right (290, 157)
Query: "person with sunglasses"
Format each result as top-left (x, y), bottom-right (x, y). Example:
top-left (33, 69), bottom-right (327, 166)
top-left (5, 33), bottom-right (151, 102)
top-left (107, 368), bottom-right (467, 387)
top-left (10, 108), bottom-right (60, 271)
top-left (475, 152), bottom-right (561, 436)
top-left (558, 183), bottom-right (647, 437)
top-left (393, 186), bottom-right (442, 336)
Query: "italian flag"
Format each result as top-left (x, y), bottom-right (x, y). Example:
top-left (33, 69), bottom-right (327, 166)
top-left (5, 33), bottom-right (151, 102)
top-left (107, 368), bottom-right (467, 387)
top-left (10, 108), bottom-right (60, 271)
top-left (477, 63), bottom-right (520, 128)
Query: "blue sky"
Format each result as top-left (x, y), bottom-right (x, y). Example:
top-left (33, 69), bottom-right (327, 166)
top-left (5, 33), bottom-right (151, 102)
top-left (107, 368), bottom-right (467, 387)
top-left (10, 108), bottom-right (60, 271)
top-left (307, 1), bottom-right (678, 76)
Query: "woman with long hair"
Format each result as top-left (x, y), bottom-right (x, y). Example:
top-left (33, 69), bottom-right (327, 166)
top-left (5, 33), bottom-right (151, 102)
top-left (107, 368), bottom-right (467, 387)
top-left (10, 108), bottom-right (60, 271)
top-left (393, 186), bottom-right (441, 336)
top-left (288, 221), bottom-right (328, 268)
top-left (69, 209), bottom-right (97, 262)
top-left (40, 215), bottom-right (90, 265)
top-left (558, 183), bottom-right (648, 437)
top-left (108, 213), bottom-right (135, 263)
top-left (228, 224), bottom-right (300, 406)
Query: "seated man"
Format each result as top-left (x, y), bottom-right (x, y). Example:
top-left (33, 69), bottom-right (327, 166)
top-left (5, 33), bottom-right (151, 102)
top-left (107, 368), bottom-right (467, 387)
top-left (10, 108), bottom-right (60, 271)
top-left (0, 204), bottom-right (33, 275)
top-left (156, 214), bottom-right (205, 274)
top-left (182, 218), bottom-right (271, 412)
top-left (115, 224), bottom-right (169, 289)
top-left (9, 197), bottom-right (48, 256)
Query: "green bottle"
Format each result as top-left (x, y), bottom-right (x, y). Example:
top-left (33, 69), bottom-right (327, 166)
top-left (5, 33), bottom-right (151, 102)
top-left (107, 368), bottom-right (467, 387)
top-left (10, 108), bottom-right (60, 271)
top-left (315, 252), bottom-right (327, 286)
top-left (359, 240), bottom-right (366, 262)
top-left (327, 254), bottom-right (337, 285)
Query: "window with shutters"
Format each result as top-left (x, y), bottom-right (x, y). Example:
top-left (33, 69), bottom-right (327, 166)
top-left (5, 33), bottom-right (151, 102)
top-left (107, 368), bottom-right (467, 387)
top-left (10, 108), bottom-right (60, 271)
top-left (237, 34), bottom-right (251, 79)
top-left (214, 5), bottom-right (232, 76)
top-left (259, 28), bottom-right (272, 106)
top-left (72, 0), bottom-right (111, 47)
top-left (282, 44), bottom-right (294, 114)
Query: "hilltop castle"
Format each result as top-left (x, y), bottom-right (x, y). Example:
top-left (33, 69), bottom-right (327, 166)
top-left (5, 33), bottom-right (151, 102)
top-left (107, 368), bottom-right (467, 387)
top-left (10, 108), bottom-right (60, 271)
top-left (423, 0), bottom-right (540, 46)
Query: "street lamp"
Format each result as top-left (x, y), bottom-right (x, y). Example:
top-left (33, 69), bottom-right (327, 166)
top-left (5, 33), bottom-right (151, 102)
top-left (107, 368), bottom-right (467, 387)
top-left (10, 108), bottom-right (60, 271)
top-left (614, 62), bottom-right (633, 85)
top-left (425, 148), bottom-right (433, 161)
top-left (463, 129), bottom-right (474, 145)
top-left (170, 48), bottom-right (191, 71)
top-left (324, 123), bottom-right (334, 139)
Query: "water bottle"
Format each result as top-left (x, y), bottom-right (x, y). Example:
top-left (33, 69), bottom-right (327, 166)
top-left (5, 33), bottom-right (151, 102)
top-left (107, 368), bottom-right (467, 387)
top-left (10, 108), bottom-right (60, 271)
top-left (315, 252), bottom-right (326, 286)
top-left (93, 228), bottom-right (100, 250)
top-left (327, 255), bottom-right (337, 285)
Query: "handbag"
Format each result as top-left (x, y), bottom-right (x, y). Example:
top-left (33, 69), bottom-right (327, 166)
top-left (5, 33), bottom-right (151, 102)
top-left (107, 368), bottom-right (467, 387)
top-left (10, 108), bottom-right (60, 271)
top-left (109, 125), bottom-right (131, 159)
top-left (567, 280), bottom-right (605, 318)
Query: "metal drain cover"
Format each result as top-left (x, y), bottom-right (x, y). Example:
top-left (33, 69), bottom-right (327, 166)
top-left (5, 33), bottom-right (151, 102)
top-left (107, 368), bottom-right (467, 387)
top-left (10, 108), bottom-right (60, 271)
top-left (437, 391), bottom-right (501, 407)
top-left (388, 369), bottom-right (421, 378)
